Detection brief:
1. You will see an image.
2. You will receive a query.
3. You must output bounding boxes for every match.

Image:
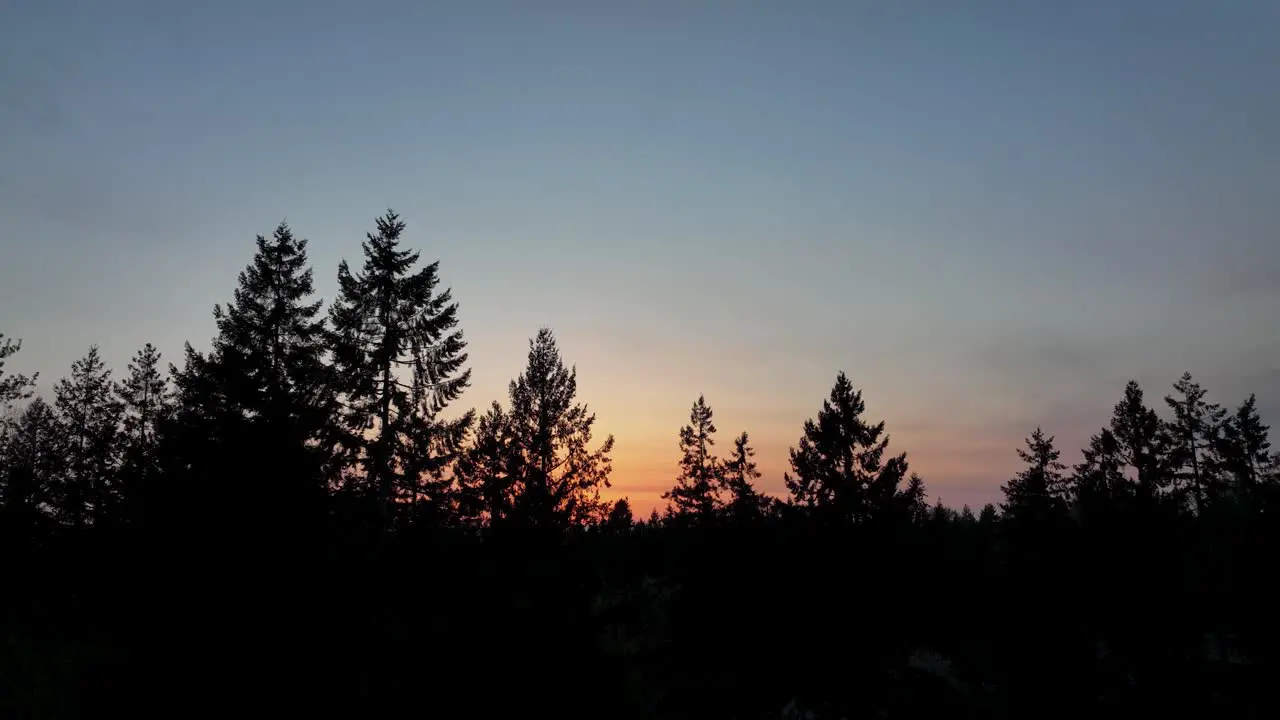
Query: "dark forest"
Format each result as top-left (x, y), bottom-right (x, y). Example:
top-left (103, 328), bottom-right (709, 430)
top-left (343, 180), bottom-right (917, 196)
top-left (2, 212), bottom-right (1276, 718)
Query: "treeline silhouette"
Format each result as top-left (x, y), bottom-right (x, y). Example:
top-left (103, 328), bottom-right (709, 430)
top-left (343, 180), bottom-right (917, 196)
top-left (2, 210), bottom-right (1277, 718)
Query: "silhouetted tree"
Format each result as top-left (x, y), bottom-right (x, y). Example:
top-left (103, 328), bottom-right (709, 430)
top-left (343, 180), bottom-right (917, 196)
top-left (978, 502), bottom-right (999, 526)
top-left (0, 396), bottom-right (62, 545)
top-left (721, 431), bottom-right (771, 521)
top-left (783, 372), bottom-right (912, 524)
top-left (1109, 381), bottom-right (1169, 501)
top-left (0, 334), bottom-right (36, 412)
top-left (663, 395), bottom-right (721, 521)
top-left (1000, 427), bottom-right (1069, 525)
top-left (604, 497), bottom-right (634, 533)
top-left (115, 344), bottom-right (173, 525)
top-left (1162, 372), bottom-right (1225, 510)
top-left (902, 473), bottom-right (929, 525)
top-left (499, 329), bottom-right (614, 530)
top-left (455, 401), bottom-right (516, 526)
top-left (53, 347), bottom-right (122, 529)
top-left (329, 210), bottom-right (473, 530)
top-left (1218, 394), bottom-right (1274, 494)
top-left (1073, 428), bottom-right (1130, 512)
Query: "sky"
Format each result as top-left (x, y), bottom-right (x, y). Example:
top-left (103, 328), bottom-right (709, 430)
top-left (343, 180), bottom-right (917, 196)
top-left (2, 0), bottom-right (1278, 514)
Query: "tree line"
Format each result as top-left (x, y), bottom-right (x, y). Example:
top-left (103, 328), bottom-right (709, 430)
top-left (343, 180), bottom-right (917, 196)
top-left (2, 210), bottom-right (1277, 717)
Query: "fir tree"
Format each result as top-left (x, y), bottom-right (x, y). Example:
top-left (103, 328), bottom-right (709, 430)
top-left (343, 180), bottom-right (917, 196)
top-left (721, 431), bottom-right (771, 520)
top-left (211, 222), bottom-right (334, 453)
top-left (1000, 427), bottom-right (1069, 524)
top-left (329, 210), bottom-right (473, 529)
top-left (115, 343), bottom-right (174, 525)
top-left (0, 333), bottom-right (36, 412)
top-left (783, 372), bottom-right (911, 524)
top-left (902, 472), bottom-right (930, 525)
top-left (0, 396), bottom-right (62, 543)
top-left (1162, 372), bottom-right (1225, 510)
top-left (663, 395), bottom-right (721, 520)
top-left (501, 328), bottom-right (614, 530)
top-left (1073, 427), bottom-right (1130, 513)
top-left (978, 503), bottom-right (999, 526)
top-left (455, 402), bottom-right (517, 527)
top-left (53, 346), bottom-right (122, 529)
top-left (1217, 394), bottom-right (1274, 492)
top-left (603, 497), bottom-right (634, 533)
top-left (1108, 381), bottom-right (1168, 499)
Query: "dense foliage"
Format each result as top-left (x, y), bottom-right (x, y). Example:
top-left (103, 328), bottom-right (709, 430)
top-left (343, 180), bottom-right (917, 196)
top-left (2, 211), bottom-right (1277, 718)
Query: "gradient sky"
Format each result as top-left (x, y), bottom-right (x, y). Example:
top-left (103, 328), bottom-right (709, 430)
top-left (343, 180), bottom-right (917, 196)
top-left (2, 0), bottom-right (1278, 514)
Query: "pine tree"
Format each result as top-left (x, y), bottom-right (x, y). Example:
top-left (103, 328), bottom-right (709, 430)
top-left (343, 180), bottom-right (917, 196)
top-left (783, 372), bottom-right (911, 524)
top-left (1073, 428), bottom-right (1129, 510)
top-left (978, 503), bottom-right (999, 526)
top-left (663, 395), bottom-right (721, 520)
top-left (115, 343), bottom-right (174, 524)
top-left (1162, 372), bottom-right (1225, 510)
top-left (603, 497), bottom-right (634, 533)
top-left (902, 472), bottom-right (930, 525)
top-left (212, 223), bottom-right (331, 429)
top-left (1000, 427), bottom-right (1069, 524)
top-left (721, 431), bottom-right (771, 521)
top-left (502, 328), bottom-right (614, 530)
top-left (53, 346), bottom-right (122, 529)
top-left (329, 210), bottom-right (473, 530)
top-left (1108, 381), bottom-right (1168, 500)
top-left (455, 402), bottom-right (518, 527)
top-left (1217, 394), bottom-right (1274, 493)
top-left (0, 397), bottom-right (62, 543)
top-left (0, 333), bottom-right (37, 412)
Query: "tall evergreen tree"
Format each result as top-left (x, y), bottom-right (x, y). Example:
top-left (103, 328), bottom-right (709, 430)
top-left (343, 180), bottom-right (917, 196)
top-left (115, 344), bottom-right (174, 525)
top-left (1073, 428), bottom-right (1130, 511)
top-left (603, 497), bottom-right (635, 533)
top-left (53, 346), bottom-right (122, 529)
top-left (1162, 372), bottom-right (1225, 510)
top-left (501, 328), bottom-right (614, 530)
top-left (663, 395), bottom-right (721, 520)
top-left (0, 397), bottom-right (62, 543)
top-left (0, 333), bottom-right (36, 413)
top-left (1217, 394), bottom-right (1274, 493)
top-left (455, 402), bottom-right (517, 527)
top-left (1000, 427), bottom-right (1069, 524)
top-left (783, 372), bottom-right (911, 524)
top-left (329, 210), bottom-right (473, 529)
top-left (211, 222), bottom-right (334, 445)
top-left (721, 431), bottom-right (771, 520)
top-left (1108, 381), bottom-right (1168, 500)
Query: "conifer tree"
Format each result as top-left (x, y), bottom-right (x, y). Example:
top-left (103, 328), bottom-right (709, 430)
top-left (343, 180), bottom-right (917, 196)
top-left (455, 402), bottom-right (518, 527)
top-left (1073, 428), bottom-right (1129, 510)
top-left (1217, 394), bottom-right (1274, 493)
top-left (783, 372), bottom-right (911, 524)
top-left (53, 346), bottom-right (122, 529)
top-left (978, 503), bottom-right (999, 526)
top-left (1108, 381), bottom-right (1168, 500)
top-left (0, 397), bottom-right (62, 542)
top-left (1162, 372), bottom-right (1225, 510)
top-left (603, 497), bottom-right (634, 533)
top-left (0, 333), bottom-right (36, 412)
top-left (663, 395), bottom-right (721, 520)
top-left (211, 222), bottom-right (334, 446)
top-left (1000, 427), bottom-right (1069, 524)
top-left (329, 210), bottom-right (472, 529)
top-left (721, 431), bottom-right (771, 520)
top-left (501, 328), bottom-right (614, 530)
top-left (115, 343), bottom-right (174, 524)
top-left (901, 472), bottom-right (930, 525)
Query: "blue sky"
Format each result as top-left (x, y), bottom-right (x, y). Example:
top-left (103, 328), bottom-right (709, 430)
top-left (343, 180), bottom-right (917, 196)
top-left (2, 0), bottom-right (1277, 512)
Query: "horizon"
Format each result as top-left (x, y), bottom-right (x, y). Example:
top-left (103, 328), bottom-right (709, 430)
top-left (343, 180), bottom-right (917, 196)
top-left (3, 1), bottom-right (1278, 516)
